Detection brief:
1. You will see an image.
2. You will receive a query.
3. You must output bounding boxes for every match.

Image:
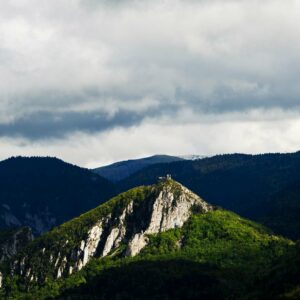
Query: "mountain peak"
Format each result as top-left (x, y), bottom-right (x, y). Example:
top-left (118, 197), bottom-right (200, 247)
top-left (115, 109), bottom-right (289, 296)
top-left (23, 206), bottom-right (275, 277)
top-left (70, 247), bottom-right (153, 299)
top-left (9, 180), bottom-right (214, 284)
top-left (125, 178), bottom-right (214, 256)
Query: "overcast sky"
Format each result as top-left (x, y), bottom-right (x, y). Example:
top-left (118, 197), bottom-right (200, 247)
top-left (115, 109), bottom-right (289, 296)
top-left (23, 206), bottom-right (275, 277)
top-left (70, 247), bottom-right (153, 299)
top-left (0, 0), bottom-right (300, 168)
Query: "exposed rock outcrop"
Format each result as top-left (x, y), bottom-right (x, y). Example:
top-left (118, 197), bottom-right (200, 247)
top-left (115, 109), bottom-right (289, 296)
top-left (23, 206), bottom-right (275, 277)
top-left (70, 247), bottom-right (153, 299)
top-left (83, 221), bottom-right (103, 265)
top-left (125, 183), bottom-right (213, 256)
top-left (102, 201), bottom-right (133, 256)
top-left (126, 233), bottom-right (149, 257)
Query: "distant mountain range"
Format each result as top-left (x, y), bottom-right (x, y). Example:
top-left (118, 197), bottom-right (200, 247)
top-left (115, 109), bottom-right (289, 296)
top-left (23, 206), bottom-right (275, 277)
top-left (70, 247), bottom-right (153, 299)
top-left (92, 154), bottom-right (206, 182)
top-left (1, 152), bottom-right (300, 241)
top-left (92, 155), bottom-right (184, 182)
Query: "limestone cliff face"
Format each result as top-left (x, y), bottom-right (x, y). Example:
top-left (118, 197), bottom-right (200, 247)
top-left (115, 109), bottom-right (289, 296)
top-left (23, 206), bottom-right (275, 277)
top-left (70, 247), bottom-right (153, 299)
top-left (9, 180), bottom-right (214, 283)
top-left (126, 184), bottom-right (213, 256)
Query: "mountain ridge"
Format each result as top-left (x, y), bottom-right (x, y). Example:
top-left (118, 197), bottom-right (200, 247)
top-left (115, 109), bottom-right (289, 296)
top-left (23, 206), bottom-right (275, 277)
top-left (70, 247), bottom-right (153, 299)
top-left (8, 179), bottom-right (214, 285)
top-left (0, 179), bottom-right (294, 299)
top-left (2, 152), bottom-right (300, 240)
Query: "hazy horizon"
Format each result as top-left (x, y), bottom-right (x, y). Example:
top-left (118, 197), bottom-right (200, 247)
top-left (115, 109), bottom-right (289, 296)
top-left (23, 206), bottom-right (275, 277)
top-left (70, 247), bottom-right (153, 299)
top-left (1, 150), bottom-right (299, 169)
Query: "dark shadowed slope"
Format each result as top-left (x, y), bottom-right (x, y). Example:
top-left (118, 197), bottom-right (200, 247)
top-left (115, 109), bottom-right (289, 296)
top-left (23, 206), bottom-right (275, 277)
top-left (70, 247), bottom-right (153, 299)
top-left (249, 241), bottom-right (300, 299)
top-left (0, 227), bottom-right (33, 263)
top-left (0, 157), bottom-right (115, 235)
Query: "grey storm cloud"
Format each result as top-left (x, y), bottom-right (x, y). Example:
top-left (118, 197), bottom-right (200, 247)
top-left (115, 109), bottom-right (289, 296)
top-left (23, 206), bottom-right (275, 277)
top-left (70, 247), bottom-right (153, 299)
top-left (0, 109), bottom-right (149, 140)
top-left (1, 104), bottom-right (151, 140)
top-left (1, 0), bottom-right (300, 141)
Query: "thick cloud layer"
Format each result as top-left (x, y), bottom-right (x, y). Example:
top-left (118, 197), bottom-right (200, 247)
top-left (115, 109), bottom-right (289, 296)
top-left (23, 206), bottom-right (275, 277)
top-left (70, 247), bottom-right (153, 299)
top-left (0, 0), bottom-right (299, 166)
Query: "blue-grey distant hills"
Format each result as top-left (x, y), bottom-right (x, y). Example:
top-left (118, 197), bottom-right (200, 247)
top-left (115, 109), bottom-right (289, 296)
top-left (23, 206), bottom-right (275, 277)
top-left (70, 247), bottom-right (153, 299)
top-left (92, 155), bottom-right (186, 182)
